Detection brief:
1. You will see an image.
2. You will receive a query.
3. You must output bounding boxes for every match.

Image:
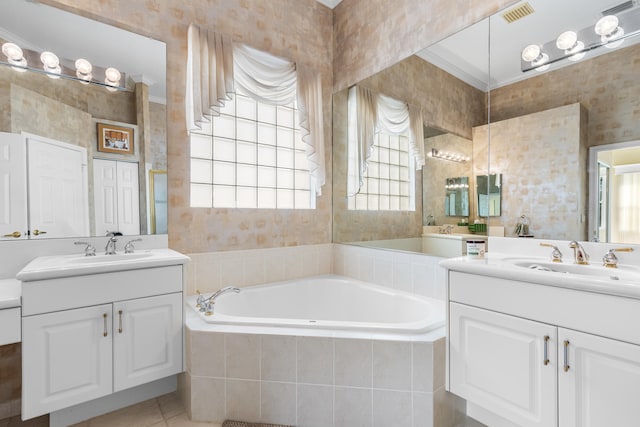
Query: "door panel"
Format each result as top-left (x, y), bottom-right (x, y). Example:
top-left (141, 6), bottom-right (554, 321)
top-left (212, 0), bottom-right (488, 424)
top-left (449, 303), bottom-right (557, 427)
top-left (559, 328), bottom-right (640, 427)
top-left (27, 135), bottom-right (88, 238)
top-left (113, 293), bottom-right (182, 392)
top-left (0, 133), bottom-right (27, 240)
top-left (22, 304), bottom-right (112, 419)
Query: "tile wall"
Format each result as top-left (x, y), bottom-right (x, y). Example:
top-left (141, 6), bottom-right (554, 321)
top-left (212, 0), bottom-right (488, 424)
top-left (184, 329), bottom-right (451, 427)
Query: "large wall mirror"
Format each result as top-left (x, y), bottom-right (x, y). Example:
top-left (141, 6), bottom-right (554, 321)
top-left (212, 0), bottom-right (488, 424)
top-left (332, 19), bottom-right (490, 245)
top-left (0, 0), bottom-right (167, 241)
top-left (333, 0), bottom-right (640, 250)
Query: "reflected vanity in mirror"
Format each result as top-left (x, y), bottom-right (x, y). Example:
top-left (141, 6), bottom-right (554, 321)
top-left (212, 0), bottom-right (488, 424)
top-left (0, 0), bottom-right (167, 240)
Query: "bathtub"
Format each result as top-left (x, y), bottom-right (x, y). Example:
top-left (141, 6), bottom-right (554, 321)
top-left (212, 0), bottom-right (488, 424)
top-left (183, 274), bottom-right (451, 425)
top-left (186, 274), bottom-right (444, 335)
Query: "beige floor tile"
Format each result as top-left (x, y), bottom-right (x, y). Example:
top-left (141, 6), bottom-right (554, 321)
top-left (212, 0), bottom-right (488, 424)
top-left (157, 392), bottom-right (186, 420)
top-left (87, 399), bottom-right (164, 427)
top-left (165, 412), bottom-right (221, 427)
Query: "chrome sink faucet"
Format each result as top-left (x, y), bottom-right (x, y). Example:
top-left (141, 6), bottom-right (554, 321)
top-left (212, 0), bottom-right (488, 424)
top-left (569, 241), bottom-right (589, 265)
top-left (439, 225), bottom-right (454, 234)
top-left (105, 232), bottom-right (119, 255)
top-left (75, 241), bottom-right (96, 256)
top-left (196, 286), bottom-right (241, 316)
top-left (539, 242), bottom-right (562, 262)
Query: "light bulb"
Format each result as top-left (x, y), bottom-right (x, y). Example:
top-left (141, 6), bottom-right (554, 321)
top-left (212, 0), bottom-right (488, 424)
top-left (104, 67), bottom-right (121, 83)
top-left (2, 42), bottom-right (24, 61)
top-left (521, 44), bottom-right (541, 62)
top-left (556, 31), bottom-right (577, 50)
top-left (75, 58), bottom-right (92, 82)
top-left (595, 15), bottom-right (619, 36)
top-left (40, 51), bottom-right (59, 69)
top-left (602, 26), bottom-right (625, 48)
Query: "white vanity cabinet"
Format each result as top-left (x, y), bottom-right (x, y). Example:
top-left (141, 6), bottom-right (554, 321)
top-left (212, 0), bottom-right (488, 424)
top-left (20, 264), bottom-right (184, 420)
top-left (447, 270), bottom-right (640, 427)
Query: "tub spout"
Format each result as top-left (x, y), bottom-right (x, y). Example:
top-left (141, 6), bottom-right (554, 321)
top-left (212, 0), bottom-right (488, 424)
top-left (199, 286), bottom-right (241, 315)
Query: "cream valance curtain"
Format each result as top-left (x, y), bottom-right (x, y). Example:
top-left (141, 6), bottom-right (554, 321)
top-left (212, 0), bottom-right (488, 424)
top-left (347, 85), bottom-right (425, 197)
top-left (185, 23), bottom-right (325, 198)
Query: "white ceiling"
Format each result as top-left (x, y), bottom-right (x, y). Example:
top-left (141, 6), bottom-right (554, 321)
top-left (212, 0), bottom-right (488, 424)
top-left (418, 0), bottom-right (640, 91)
top-left (0, 0), bottom-right (166, 103)
top-left (315, 0), bottom-right (343, 8)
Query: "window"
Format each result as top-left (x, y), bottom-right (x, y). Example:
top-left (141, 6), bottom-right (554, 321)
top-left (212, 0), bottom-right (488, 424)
top-left (190, 90), bottom-right (312, 209)
top-left (348, 132), bottom-right (415, 211)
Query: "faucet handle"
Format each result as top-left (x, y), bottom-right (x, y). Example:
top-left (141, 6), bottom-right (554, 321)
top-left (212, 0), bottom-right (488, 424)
top-left (539, 243), bottom-right (562, 262)
top-left (124, 238), bottom-right (143, 254)
top-left (74, 241), bottom-right (96, 256)
top-left (603, 247), bottom-right (634, 268)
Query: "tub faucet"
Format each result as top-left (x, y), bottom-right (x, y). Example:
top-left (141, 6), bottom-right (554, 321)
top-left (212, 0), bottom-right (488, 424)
top-left (197, 286), bottom-right (241, 316)
top-left (568, 241), bottom-right (589, 265)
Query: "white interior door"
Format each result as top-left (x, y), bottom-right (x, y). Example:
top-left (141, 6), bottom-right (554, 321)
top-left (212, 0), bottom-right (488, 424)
top-left (0, 132), bottom-right (27, 240)
top-left (93, 159), bottom-right (119, 236)
top-left (117, 161), bottom-right (140, 235)
top-left (26, 134), bottom-right (89, 238)
top-left (449, 303), bottom-right (557, 427)
top-left (94, 159), bottom-right (140, 236)
top-left (559, 328), bottom-right (640, 427)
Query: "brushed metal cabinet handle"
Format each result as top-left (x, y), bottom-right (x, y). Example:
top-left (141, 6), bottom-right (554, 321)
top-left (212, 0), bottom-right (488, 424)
top-left (103, 313), bottom-right (108, 337)
top-left (543, 335), bottom-right (550, 366)
top-left (118, 310), bottom-right (123, 333)
top-left (563, 340), bottom-right (570, 372)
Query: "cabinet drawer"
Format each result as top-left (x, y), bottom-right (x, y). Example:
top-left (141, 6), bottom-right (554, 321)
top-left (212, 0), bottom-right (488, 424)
top-left (449, 271), bottom-right (640, 346)
top-left (0, 307), bottom-right (21, 345)
top-left (22, 266), bottom-right (183, 316)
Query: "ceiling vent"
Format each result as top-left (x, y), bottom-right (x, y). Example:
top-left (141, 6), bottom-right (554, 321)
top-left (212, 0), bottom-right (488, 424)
top-left (501, 2), bottom-right (535, 24)
top-left (601, 0), bottom-right (637, 16)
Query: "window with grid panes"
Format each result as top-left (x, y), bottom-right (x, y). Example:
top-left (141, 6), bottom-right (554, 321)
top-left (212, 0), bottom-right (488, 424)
top-left (190, 89), bottom-right (313, 209)
top-left (348, 132), bottom-right (414, 211)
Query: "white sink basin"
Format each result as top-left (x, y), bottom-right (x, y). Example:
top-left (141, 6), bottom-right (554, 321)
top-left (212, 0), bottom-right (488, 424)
top-left (505, 258), bottom-right (640, 282)
top-left (67, 253), bottom-right (154, 264)
top-left (17, 249), bottom-right (189, 281)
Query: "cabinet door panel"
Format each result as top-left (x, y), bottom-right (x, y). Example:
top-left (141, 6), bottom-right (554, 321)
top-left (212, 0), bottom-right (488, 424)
top-left (449, 303), bottom-right (557, 427)
top-left (22, 304), bottom-right (112, 420)
top-left (113, 293), bottom-right (182, 392)
top-left (559, 328), bottom-right (640, 427)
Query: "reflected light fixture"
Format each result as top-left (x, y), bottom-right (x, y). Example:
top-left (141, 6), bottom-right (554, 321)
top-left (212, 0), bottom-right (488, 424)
top-left (75, 58), bottom-right (93, 83)
top-left (1, 42), bottom-right (27, 71)
top-left (595, 15), bottom-right (625, 48)
top-left (429, 148), bottom-right (469, 163)
top-left (40, 51), bottom-right (61, 78)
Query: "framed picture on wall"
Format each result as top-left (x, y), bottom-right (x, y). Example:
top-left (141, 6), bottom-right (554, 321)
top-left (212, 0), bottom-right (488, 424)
top-left (97, 123), bottom-right (134, 155)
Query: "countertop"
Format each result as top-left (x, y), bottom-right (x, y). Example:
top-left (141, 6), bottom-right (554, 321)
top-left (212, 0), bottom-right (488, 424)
top-left (440, 252), bottom-right (640, 300)
top-left (0, 278), bottom-right (21, 308)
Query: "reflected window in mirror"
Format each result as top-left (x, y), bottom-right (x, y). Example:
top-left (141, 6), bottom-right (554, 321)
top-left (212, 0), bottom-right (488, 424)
top-left (190, 89), bottom-right (312, 209)
top-left (348, 132), bottom-right (414, 211)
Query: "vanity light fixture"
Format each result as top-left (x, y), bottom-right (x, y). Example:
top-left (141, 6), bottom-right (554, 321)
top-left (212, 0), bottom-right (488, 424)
top-left (595, 15), bottom-right (626, 48)
top-left (0, 42), bottom-right (126, 91)
top-left (429, 148), bottom-right (469, 163)
top-left (1, 42), bottom-right (27, 71)
top-left (521, 6), bottom-right (640, 73)
top-left (40, 51), bottom-right (61, 78)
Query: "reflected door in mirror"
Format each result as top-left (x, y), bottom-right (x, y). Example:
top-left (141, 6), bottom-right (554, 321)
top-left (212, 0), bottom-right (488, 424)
top-left (93, 159), bottom-right (140, 236)
top-left (0, 133), bottom-right (27, 240)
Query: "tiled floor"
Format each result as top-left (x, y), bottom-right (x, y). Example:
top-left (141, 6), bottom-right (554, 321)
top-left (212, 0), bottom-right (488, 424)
top-left (0, 393), bottom-right (221, 427)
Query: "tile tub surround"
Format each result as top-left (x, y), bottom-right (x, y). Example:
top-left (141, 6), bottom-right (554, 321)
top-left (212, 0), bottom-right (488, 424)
top-left (183, 328), bottom-right (452, 427)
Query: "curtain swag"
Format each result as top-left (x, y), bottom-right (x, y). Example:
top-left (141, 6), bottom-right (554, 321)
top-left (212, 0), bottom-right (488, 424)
top-left (185, 23), bottom-right (325, 198)
top-left (347, 85), bottom-right (425, 197)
